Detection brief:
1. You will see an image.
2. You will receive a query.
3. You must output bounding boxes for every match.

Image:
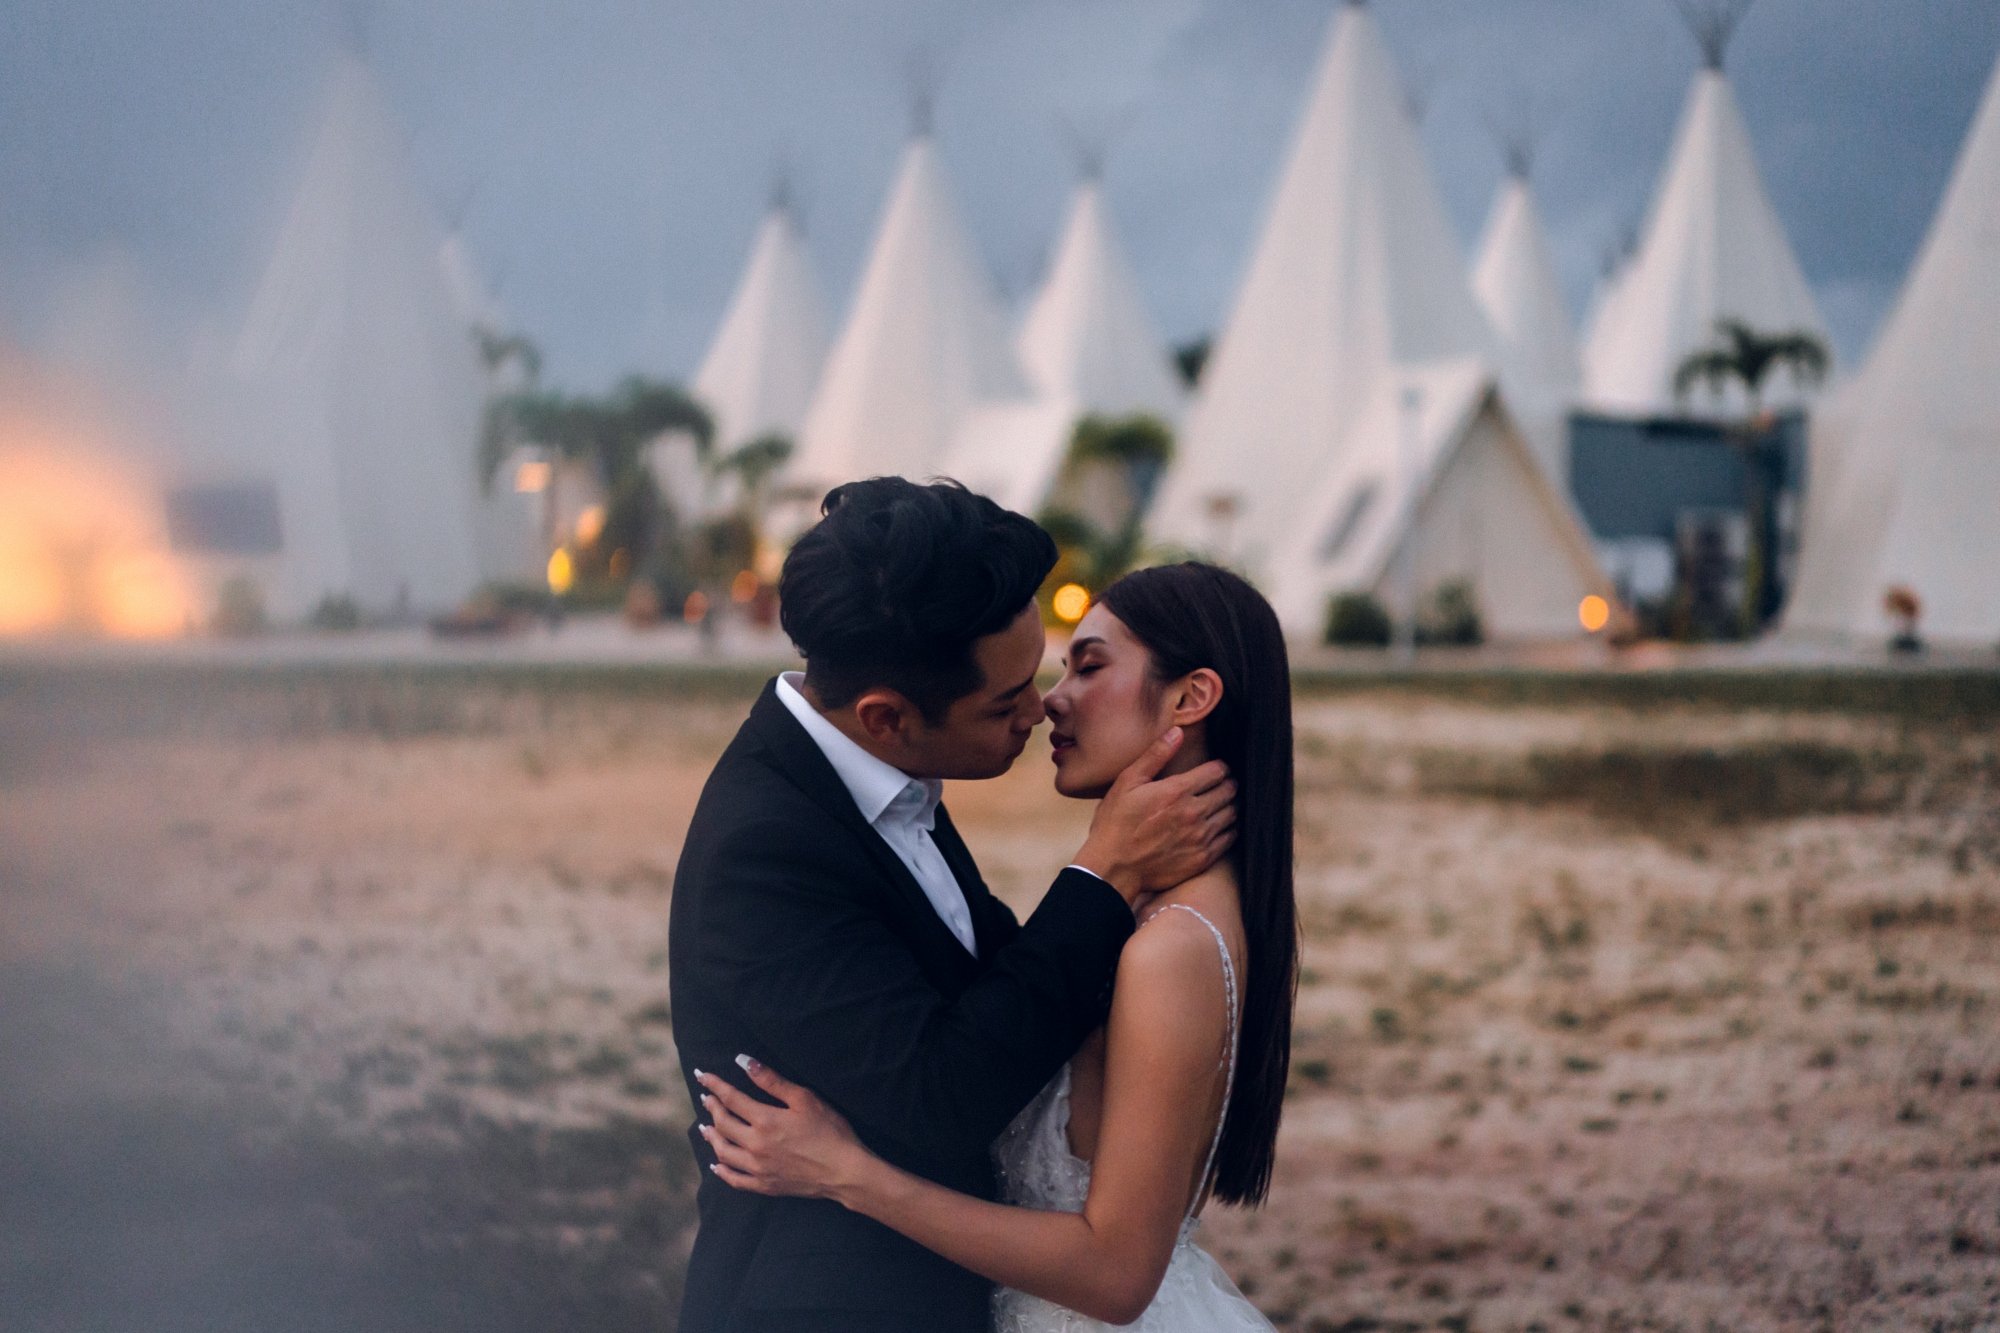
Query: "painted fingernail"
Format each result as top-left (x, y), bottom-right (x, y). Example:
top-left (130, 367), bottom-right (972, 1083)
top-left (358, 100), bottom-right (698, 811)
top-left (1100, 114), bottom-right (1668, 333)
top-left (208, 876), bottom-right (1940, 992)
top-left (691, 1068), bottom-right (705, 1080)
top-left (709, 1163), bottom-right (723, 1175)
top-left (735, 1053), bottom-right (760, 1073)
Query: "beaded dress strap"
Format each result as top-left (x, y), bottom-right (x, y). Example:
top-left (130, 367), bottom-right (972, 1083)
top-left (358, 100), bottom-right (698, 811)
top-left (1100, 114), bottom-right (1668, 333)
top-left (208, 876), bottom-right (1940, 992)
top-left (1155, 903), bottom-right (1239, 1219)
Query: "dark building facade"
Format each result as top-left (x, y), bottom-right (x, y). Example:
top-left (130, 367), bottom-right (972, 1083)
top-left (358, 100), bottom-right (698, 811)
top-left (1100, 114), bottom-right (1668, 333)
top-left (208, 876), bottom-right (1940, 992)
top-left (1567, 410), bottom-right (1809, 637)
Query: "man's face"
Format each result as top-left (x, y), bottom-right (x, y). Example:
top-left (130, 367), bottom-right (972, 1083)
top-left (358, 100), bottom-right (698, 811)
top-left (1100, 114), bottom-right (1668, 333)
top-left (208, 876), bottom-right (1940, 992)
top-left (896, 603), bottom-right (1048, 780)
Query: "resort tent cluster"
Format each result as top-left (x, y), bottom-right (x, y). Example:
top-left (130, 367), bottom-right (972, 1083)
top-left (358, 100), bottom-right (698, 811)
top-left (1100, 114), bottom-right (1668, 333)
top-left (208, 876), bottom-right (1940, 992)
top-left (709, 1), bottom-right (1997, 645)
top-left (7, 0), bottom-right (1998, 647)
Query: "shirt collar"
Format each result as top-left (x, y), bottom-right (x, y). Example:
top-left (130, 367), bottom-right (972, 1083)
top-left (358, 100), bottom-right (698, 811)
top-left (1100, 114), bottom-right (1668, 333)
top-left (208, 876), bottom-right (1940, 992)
top-left (776, 672), bottom-right (939, 828)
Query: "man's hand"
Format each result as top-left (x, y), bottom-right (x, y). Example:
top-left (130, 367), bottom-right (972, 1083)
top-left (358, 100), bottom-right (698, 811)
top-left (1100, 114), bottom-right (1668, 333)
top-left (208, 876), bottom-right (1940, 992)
top-left (1070, 727), bottom-right (1236, 904)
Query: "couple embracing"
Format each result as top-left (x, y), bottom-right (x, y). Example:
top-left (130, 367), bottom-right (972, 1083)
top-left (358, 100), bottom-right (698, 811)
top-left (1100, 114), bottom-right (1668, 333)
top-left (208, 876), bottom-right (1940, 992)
top-left (669, 477), bottom-right (1296, 1331)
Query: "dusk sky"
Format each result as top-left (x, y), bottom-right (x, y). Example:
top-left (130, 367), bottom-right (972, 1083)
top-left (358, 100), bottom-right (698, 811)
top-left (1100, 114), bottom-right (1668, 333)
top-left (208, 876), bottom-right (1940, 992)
top-left (3, 0), bottom-right (1997, 391)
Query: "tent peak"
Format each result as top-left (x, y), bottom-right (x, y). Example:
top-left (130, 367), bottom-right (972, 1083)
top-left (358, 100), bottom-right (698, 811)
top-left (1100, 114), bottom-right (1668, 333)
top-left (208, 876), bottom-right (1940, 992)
top-left (1484, 92), bottom-right (1548, 181)
top-left (766, 153), bottom-right (802, 222)
top-left (1057, 115), bottom-right (1109, 183)
top-left (903, 48), bottom-right (942, 140)
top-left (1672, 0), bottom-right (1753, 72)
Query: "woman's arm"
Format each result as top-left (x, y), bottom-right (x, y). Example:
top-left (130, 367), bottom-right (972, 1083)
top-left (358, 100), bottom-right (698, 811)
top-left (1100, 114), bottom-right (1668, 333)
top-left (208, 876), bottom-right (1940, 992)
top-left (700, 913), bottom-right (1230, 1325)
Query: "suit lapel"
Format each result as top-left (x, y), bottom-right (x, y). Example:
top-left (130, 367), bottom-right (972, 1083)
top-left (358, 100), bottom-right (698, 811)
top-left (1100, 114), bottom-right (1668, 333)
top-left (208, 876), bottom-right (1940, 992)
top-left (931, 805), bottom-right (1006, 960)
top-left (745, 681), bottom-right (983, 974)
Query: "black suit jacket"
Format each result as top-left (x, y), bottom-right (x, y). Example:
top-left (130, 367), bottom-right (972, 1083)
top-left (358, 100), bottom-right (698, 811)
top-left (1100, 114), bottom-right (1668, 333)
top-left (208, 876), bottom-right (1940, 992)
top-left (669, 681), bottom-right (1134, 1331)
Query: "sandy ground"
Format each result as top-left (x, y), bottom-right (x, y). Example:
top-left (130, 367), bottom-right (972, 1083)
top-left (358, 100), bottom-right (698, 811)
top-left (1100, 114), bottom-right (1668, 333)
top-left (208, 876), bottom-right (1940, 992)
top-left (3, 667), bottom-right (1998, 1331)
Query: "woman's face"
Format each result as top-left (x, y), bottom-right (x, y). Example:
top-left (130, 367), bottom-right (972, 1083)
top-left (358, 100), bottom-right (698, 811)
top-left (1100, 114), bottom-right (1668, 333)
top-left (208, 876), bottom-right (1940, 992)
top-left (1043, 604), bottom-right (1172, 799)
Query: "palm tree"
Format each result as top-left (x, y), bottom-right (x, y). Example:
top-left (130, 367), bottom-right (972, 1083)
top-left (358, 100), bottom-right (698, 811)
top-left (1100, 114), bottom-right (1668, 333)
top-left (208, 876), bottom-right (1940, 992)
top-left (1672, 318), bottom-right (1828, 412)
top-left (1672, 318), bottom-right (1830, 634)
top-left (708, 432), bottom-right (794, 521)
top-left (479, 375), bottom-right (715, 589)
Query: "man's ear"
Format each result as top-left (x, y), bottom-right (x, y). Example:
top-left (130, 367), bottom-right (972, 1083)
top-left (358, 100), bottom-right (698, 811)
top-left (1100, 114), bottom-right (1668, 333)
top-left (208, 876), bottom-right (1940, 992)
top-left (1166, 668), bottom-right (1223, 728)
top-left (852, 689), bottom-right (917, 747)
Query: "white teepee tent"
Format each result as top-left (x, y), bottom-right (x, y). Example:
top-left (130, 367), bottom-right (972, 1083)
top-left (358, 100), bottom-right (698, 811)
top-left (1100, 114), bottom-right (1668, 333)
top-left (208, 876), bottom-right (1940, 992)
top-left (1265, 364), bottom-right (1611, 639)
top-left (1579, 15), bottom-right (1830, 417)
top-left (788, 133), bottom-right (1027, 494)
top-left (1015, 177), bottom-right (1182, 421)
top-left (228, 53), bottom-right (485, 618)
top-left (1785, 49), bottom-right (2000, 646)
top-left (693, 196), bottom-right (832, 454)
top-left (1146, 0), bottom-right (1498, 570)
top-left (1151, 2), bottom-right (1603, 637)
top-left (943, 173), bottom-right (1182, 516)
top-left (1472, 164), bottom-right (1580, 484)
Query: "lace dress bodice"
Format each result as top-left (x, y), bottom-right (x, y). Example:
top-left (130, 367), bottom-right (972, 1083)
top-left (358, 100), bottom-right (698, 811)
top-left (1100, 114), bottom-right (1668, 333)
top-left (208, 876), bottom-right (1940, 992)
top-left (990, 905), bottom-right (1275, 1331)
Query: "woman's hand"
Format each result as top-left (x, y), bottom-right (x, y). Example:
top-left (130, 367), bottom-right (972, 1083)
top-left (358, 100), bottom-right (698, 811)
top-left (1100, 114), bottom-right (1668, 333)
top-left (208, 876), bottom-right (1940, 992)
top-left (695, 1057), bottom-right (868, 1203)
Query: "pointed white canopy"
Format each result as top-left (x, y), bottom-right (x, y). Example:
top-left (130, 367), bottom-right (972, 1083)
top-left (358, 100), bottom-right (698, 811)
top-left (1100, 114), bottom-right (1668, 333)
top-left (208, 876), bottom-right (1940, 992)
top-left (1266, 362), bottom-right (1611, 639)
top-left (1472, 172), bottom-right (1580, 481)
top-left (228, 54), bottom-right (484, 617)
top-left (1152, 2), bottom-right (1496, 564)
top-left (694, 201), bottom-right (832, 453)
top-left (1579, 66), bottom-right (1830, 416)
top-left (1016, 178), bottom-right (1181, 420)
top-left (1147, 2), bottom-right (1498, 571)
top-left (944, 176), bottom-right (1182, 516)
top-left (788, 135), bottom-right (1027, 492)
top-left (1786, 51), bottom-right (2000, 645)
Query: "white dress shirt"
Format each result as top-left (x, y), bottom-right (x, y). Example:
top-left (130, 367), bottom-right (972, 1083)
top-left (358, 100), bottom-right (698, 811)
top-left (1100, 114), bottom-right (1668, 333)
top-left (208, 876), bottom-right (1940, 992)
top-left (775, 672), bottom-right (979, 956)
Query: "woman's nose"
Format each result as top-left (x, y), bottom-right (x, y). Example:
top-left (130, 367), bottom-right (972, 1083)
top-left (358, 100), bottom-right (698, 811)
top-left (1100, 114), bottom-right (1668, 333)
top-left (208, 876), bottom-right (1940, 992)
top-left (1020, 688), bottom-right (1048, 728)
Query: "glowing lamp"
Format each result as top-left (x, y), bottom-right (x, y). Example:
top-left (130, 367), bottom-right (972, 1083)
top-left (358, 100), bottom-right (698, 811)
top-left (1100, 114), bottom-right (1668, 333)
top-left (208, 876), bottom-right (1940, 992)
top-left (1052, 583), bottom-right (1090, 624)
top-left (513, 460), bottom-right (551, 494)
top-left (575, 504), bottom-right (607, 546)
top-left (730, 570), bottom-right (759, 604)
top-left (684, 590), bottom-right (710, 624)
top-left (1578, 594), bottom-right (1611, 633)
top-left (546, 547), bottom-right (575, 595)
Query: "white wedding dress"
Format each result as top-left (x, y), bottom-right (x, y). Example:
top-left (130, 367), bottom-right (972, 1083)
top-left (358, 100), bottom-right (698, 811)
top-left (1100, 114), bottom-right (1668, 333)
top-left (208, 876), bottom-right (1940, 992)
top-left (990, 905), bottom-right (1276, 1331)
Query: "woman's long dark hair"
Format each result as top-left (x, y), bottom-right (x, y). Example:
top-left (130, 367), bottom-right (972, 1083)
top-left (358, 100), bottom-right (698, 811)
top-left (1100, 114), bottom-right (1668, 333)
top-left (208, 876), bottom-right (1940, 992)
top-left (1098, 562), bottom-right (1296, 1207)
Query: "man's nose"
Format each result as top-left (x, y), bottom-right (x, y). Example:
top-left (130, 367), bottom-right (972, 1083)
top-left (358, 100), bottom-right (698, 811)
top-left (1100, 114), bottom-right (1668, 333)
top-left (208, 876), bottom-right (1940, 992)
top-left (1021, 689), bottom-right (1048, 727)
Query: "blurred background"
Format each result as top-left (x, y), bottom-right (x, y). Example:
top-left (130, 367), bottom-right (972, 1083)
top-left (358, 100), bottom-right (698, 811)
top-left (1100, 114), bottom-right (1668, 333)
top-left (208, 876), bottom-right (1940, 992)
top-left (3, 1), bottom-right (1998, 1329)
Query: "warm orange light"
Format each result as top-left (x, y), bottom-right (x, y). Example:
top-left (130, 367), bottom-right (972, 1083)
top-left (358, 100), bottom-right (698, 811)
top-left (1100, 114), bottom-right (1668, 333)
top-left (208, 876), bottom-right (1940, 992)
top-left (730, 570), bottom-right (759, 604)
top-left (0, 440), bottom-right (195, 638)
top-left (1052, 583), bottom-right (1091, 624)
top-left (546, 547), bottom-right (575, 595)
top-left (574, 504), bottom-right (607, 546)
top-left (513, 459), bottom-right (551, 494)
top-left (683, 590), bottom-right (710, 624)
top-left (1579, 594), bottom-right (1611, 633)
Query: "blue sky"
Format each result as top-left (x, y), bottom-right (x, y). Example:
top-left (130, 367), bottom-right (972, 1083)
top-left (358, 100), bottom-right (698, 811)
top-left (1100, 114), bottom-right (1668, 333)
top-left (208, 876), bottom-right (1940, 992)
top-left (2, 0), bottom-right (1996, 389)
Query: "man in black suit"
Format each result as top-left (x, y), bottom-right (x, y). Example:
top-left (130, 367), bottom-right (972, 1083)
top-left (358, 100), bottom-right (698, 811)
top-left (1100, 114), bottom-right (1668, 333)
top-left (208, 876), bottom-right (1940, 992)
top-left (669, 479), bottom-right (1236, 1332)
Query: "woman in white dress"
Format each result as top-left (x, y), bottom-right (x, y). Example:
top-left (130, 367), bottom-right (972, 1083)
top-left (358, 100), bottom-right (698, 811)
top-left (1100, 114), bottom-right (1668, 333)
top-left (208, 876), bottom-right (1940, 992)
top-left (697, 561), bottom-right (1296, 1330)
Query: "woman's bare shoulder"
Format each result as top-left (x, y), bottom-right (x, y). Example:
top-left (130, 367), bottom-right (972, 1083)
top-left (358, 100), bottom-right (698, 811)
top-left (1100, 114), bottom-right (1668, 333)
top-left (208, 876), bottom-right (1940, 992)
top-left (1113, 897), bottom-right (1234, 1006)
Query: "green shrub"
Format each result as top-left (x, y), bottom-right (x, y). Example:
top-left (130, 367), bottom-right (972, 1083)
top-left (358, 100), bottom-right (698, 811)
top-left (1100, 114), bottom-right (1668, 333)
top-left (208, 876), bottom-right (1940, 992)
top-left (1418, 579), bottom-right (1484, 646)
top-left (1324, 591), bottom-right (1391, 647)
top-left (308, 593), bottom-right (362, 632)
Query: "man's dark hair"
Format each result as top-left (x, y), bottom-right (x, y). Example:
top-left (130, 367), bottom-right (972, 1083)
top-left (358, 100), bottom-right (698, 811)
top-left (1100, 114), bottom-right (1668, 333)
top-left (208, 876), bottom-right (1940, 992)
top-left (779, 478), bottom-right (1056, 723)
